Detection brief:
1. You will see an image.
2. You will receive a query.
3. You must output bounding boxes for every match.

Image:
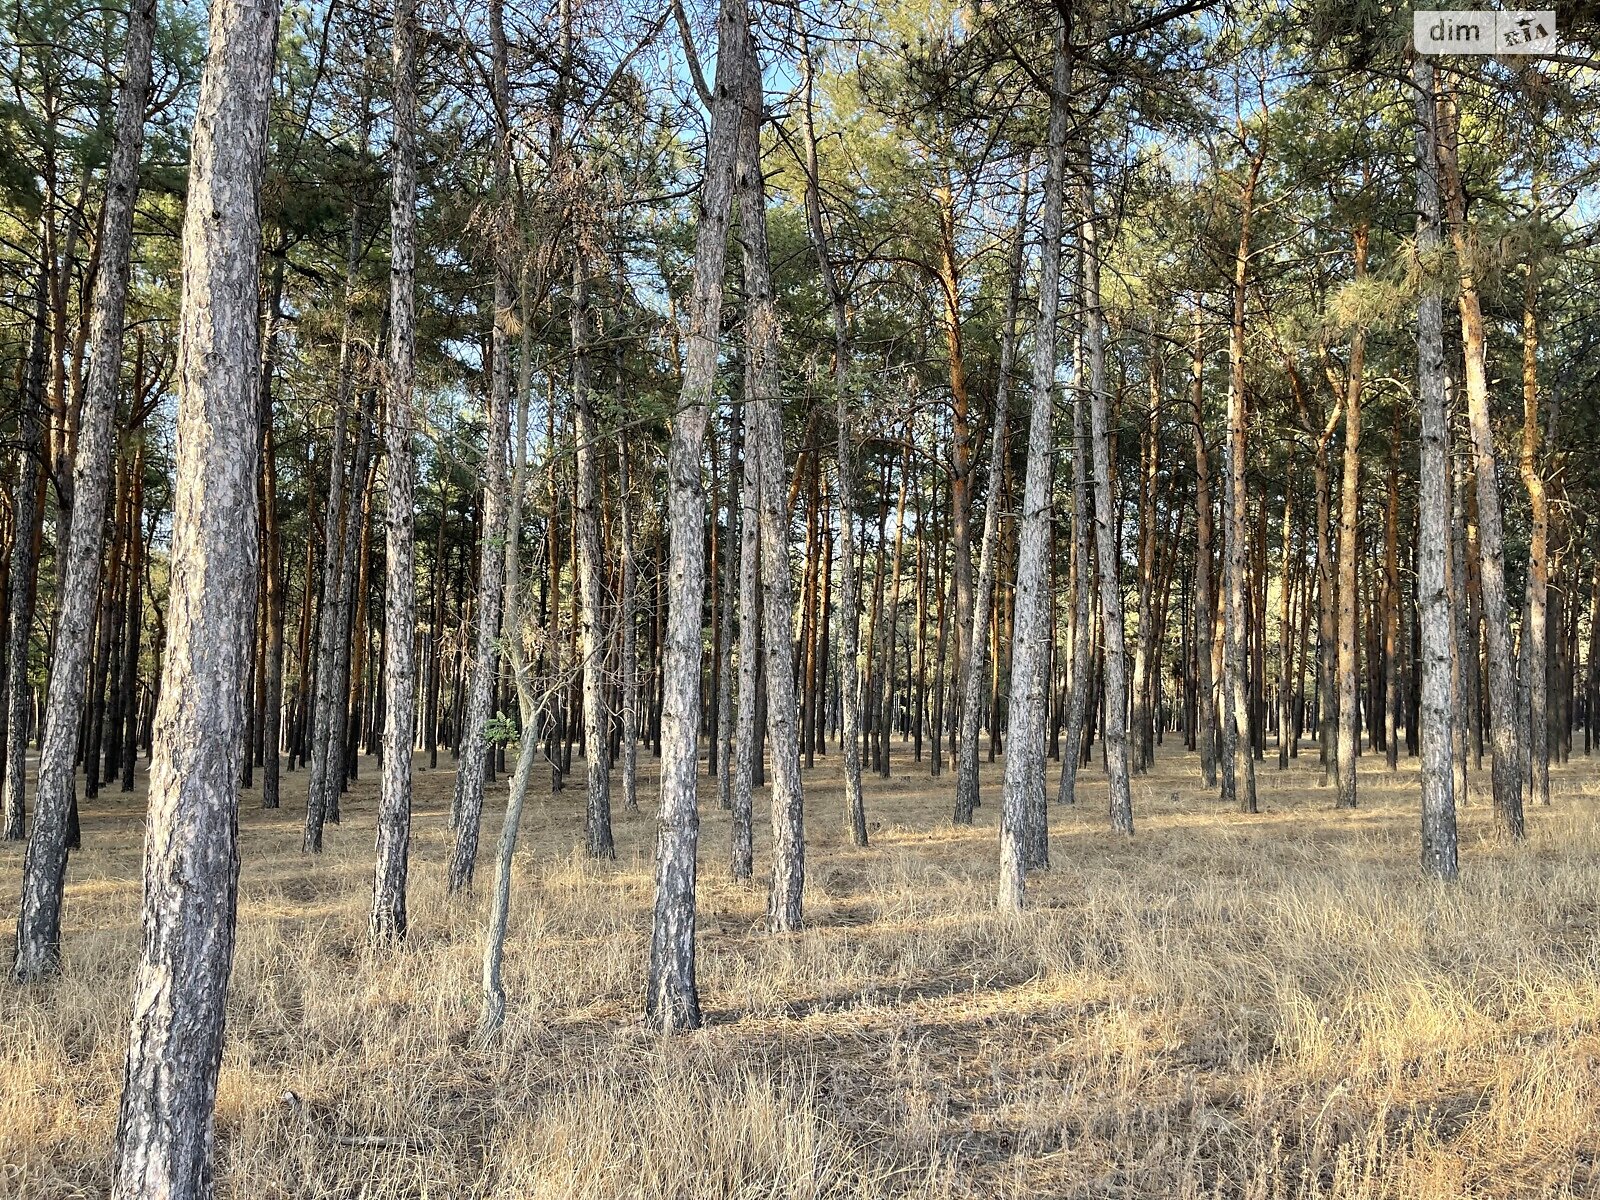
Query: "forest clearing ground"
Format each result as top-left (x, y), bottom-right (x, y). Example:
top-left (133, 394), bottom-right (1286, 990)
top-left (2, 744), bottom-right (1600, 1198)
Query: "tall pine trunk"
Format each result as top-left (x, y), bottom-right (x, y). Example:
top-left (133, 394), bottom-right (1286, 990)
top-left (1000, 13), bottom-right (1067, 910)
top-left (645, 0), bottom-right (745, 1033)
top-left (107, 0), bottom-right (275, 1183)
top-left (1412, 54), bottom-right (1458, 880)
top-left (14, 0), bottom-right (156, 979)
top-left (371, 0), bottom-right (420, 941)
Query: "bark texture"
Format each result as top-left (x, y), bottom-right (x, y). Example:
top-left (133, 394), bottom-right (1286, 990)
top-left (371, 0), bottom-right (419, 943)
top-left (645, 0), bottom-right (745, 1033)
top-left (108, 0), bottom-right (276, 1187)
top-left (14, 0), bottom-right (156, 980)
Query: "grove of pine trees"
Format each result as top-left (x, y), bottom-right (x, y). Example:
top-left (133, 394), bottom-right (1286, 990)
top-left (3, 0), bottom-right (1600, 1191)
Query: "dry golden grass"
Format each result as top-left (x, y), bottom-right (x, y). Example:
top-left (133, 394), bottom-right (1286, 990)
top-left (3, 740), bottom-right (1600, 1198)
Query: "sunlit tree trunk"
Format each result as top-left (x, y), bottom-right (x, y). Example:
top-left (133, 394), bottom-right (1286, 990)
top-left (956, 170), bottom-right (1026, 825)
top-left (1518, 253), bottom-right (1550, 809)
top-left (371, 0), bottom-right (419, 941)
top-left (107, 0), bottom-right (275, 1183)
top-left (645, 0), bottom-right (745, 1032)
top-left (1412, 54), bottom-right (1458, 880)
top-left (13, 0), bottom-right (157, 978)
top-left (1080, 173), bottom-right (1133, 836)
top-left (449, 0), bottom-right (516, 884)
top-left (1333, 225), bottom-right (1370, 810)
top-left (1222, 157), bottom-right (1261, 815)
top-left (1438, 84), bottom-right (1524, 840)
top-left (736, 43), bottom-right (806, 932)
top-left (1000, 13), bottom-right (1067, 910)
top-left (799, 44), bottom-right (865, 845)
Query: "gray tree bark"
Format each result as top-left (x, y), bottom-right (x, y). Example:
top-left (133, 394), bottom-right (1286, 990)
top-left (798, 44), bottom-right (865, 846)
top-left (1188, 309), bottom-right (1218, 790)
top-left (1, 273), bottom-right (47, 843)
top-left (370, 0), bottom-right (419, 942)
top-left (480, 292), bottom-right (539, 1043)
top-left (449, 0), bottom-right (516, 885)
top-left (736, 45), bottom-right (806, 933)
top-left (1080, 177), bottom-right (1134, 837)
top-left (956, 172), bottom-right (1025, 826)
top-left (572, 263), bottom-right (615, 859)
top-left (1438, 84), bottom-right (1524, 839)
top-left (645, 0), bottom-right (745, 1033)
top-left (1333, 227), bottom-right (1370, 810)
top-left (729, 416), bottom-right (757, 881)
top-left (1222, 160), bottom-right (1260, 815)
top-left (1000, 13), bottom-right (1068, 911)
top-left (13, 0), bottom-right (157, 980)
top-left (1412, 54), bottom-right (1458, 881)
top-left (107, 0), bottom-right (276, 1186)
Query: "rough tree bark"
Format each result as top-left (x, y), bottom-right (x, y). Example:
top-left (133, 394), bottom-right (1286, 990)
top-left (1, 274), bottom-right (47, 843)
top-left (107, 0), bottom-right (275, 1186)
top-left (1437, 83), bottom-right (1524, 839)
top-left (1333, 226), bottom-right (1370, 810)
top-left (955, 170), bottom-right (1026, 826)
top-left (1518, 253), bottom-right (1550, 809)
top-left (571, 262), bottom-right (615, 859)
top-left (448, 0), bottom-right (516, 885)
top-left (798, 43), bottom-right (865, 846)
top-left (14, 0), bottom-right (156, 979)
top-left (736, 43), bottom-right (806, 933)
top-left (370, 0), bottom-right (419, 942)
top-left (1412, 53), bottom-right (1458, 881)
top-left (645, 0), bottom-right (744, 1033)
top-left (1000, 12), bottom-right (1067, 911)
top-left (1222, 154), bottom-right (1261, 815)
top-left (1081, 173), bottom-right (1134, 836)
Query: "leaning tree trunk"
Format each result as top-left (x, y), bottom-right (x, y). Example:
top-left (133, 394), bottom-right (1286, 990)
top-left (370, 0), bottom-right (419, 942)
top-left (645, 0), bottom-right (745, 1034)
top-left (107, 0), bottom-right (275, 1187)
top-left (1000, 14), bottom-right (1067, 912)
top-left (1, 274), bottom-right (47, 843)
top-left (1438, 84), bottom-right (1524, 840)
top-left (1412, 54), bottom-right (1458, 881)
top-left (798, 44), bottom-right (865, 846)
top-left (955, 169), bottom-right (1026, 826)
top-left (572, 262), bottom-right (614, 859)
top-left (448, 0), bottom-right (515, 886)
top-left (736, 47), bottom-right (806, 933)
top-left (1080, 175), bottom-right (1134, 837)
top-left (13, 0), bottom-right (156, 980)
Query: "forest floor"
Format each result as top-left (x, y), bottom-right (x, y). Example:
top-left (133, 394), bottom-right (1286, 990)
top-left (2, 739), bottom-right (1600, 1199)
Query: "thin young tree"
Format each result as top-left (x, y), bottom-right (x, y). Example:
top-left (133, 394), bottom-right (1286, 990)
top-left (107, 0), bottom-right (277, 1185)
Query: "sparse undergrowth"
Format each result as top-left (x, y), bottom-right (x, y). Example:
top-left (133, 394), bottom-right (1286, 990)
top-left (3, 747), bottom-right (1599, 1199)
